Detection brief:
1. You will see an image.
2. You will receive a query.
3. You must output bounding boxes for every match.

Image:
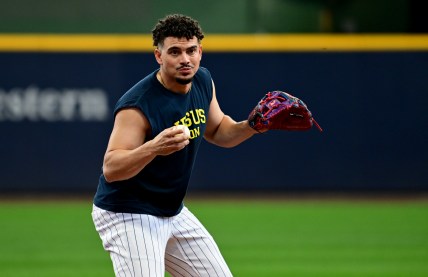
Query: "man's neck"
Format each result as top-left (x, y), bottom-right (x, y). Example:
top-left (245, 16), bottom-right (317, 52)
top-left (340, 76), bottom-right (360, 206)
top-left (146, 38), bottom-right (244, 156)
top-left (157, 71), bottom-right (191, 94)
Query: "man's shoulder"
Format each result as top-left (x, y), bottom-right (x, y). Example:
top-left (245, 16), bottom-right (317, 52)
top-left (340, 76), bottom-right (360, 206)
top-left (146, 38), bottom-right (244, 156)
top-left (113, 71), bottom-right (157, 114)
top-left (130, 71), bottom-right (157, 92)
top-left (122, 71), bottom-right (157, 98)
top-left (196, 66), bottom-right (212, 80)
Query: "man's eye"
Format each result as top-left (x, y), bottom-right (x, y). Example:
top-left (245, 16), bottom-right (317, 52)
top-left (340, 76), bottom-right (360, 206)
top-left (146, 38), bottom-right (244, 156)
top-left (187, 49), bottom-right (197, 55)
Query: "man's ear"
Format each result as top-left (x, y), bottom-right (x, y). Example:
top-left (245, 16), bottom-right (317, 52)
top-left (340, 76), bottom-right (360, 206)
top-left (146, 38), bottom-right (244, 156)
top-left (154, 48), bottom-right (162, 65)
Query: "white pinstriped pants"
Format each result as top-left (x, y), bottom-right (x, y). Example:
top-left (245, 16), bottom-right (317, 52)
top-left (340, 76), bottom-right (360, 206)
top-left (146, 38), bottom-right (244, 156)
top-left (92, 205), bottom-right (233, 277)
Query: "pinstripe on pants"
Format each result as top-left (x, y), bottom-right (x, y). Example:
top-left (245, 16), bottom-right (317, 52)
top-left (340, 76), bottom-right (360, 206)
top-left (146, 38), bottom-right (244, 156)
top-left (92, 205), bottom-right (233, 277)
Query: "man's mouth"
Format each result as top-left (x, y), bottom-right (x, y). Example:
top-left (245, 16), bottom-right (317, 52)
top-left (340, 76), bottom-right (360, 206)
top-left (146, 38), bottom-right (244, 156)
top-left (178, 65), bottom-right (193, 71)
top-left (179, 68), bottom-right (192, 76)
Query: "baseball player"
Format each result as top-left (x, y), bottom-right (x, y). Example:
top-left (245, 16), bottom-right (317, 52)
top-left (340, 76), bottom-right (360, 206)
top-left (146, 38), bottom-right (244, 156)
top-left (92, 14), bottom-right (319, 277)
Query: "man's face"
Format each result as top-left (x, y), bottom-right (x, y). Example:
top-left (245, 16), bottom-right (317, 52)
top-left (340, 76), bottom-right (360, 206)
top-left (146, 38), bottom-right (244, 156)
top-left (155, 36), bottom-right (202, 85)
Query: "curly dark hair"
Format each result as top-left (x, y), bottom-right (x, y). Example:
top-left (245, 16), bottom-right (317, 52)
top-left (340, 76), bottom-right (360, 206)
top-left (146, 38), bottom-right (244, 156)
top-left (152, 14), bottom-right (204, 47)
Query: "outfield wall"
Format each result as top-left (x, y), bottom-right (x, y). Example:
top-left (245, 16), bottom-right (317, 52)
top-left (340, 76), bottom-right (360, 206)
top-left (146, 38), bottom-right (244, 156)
top-left (1, 35), bottom-right (427, 193)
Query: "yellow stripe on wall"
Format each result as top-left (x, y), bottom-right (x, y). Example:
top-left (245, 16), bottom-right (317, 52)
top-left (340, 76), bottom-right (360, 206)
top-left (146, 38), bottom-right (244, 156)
top-left (0, 34), bottom-right (153, 52)
top-left (0, 34), bottom-right (428, 52)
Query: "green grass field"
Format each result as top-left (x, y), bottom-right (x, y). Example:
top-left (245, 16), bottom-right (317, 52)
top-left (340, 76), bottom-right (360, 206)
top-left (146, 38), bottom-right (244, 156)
top-left (0, 197), bottom-right (427, 277)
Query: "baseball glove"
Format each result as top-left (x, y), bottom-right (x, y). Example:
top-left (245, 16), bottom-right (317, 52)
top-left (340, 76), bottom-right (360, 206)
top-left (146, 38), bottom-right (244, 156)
top-left (248, 91), bottom-right (322, 132)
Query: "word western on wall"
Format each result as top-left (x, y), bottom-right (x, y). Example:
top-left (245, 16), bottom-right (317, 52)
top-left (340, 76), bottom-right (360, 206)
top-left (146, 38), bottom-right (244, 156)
top-left (0, 85), bottom-right (109, 122)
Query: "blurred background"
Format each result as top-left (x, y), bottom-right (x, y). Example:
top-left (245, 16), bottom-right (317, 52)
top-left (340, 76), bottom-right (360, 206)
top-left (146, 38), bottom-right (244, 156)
top-left (0, 0), bottom-right (427, 195)
top-left (1, 0), bottom-right (427, 33)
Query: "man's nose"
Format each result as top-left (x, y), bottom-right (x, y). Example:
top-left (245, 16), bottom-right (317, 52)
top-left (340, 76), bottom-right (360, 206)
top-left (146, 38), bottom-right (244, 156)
top-left (180, 53), bottom-right (191, 64)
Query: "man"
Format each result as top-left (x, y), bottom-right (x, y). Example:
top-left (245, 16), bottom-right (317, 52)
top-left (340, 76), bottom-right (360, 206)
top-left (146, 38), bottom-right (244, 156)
top-left (92, 14), bottom-right (259, 277)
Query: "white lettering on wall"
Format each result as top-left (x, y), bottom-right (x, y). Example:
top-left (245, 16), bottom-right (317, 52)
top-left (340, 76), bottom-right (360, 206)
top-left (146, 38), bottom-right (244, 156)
top-left (0, 85), bottom-right (109, 122)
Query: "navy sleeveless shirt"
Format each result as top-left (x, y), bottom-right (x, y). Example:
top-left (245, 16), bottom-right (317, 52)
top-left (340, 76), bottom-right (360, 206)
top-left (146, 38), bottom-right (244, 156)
top-left (93, 67), bottom-right (213, 217)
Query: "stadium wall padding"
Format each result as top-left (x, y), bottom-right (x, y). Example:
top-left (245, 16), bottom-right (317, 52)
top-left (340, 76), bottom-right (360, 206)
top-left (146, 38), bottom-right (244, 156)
top-left (1, 48), bottom-right (427, 193)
